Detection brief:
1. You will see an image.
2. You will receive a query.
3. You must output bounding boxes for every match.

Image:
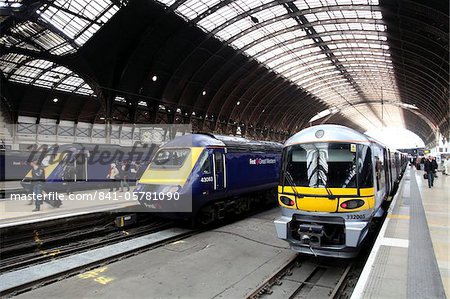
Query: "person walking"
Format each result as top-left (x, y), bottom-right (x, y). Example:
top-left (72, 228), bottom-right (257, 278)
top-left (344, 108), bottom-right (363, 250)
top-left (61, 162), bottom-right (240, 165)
top-left (424, 155), bottom-right (438, 188)
top-left (30, 161), bottom-right (45, 212)
top-left (107, 163), bottom-right (120, 192)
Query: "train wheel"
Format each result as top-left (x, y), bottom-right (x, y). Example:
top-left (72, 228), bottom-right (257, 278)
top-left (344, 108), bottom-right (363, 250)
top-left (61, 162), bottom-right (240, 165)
top-left (198, 205), bottom-right (215, 226)
top-left (235, 198), bottom-right (250, 215)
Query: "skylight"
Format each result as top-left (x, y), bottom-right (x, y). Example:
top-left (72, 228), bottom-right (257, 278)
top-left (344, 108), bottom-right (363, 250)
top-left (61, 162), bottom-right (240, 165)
top-left (0, 53), bottom-right (95, 96)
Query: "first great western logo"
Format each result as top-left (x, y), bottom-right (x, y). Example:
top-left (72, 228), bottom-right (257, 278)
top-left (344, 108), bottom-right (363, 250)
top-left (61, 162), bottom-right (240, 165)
top-left (249, 158), bottom-right (276, 165)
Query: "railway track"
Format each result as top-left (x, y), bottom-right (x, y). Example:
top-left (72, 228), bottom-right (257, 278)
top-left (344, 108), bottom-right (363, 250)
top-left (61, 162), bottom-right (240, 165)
top-left (247, 255), bottom-right (353, 299)
top-left (246, 203), bottom-right (387, 299)
top-left (1, 218), bottom-right (197, 297)
top-left (0, 213), bottom-right (174, 274)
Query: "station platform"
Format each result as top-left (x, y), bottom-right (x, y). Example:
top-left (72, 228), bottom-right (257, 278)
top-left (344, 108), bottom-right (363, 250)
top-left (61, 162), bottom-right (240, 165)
top-left (14, 207), bottom-right (296, 298)
top-left (352, 167), bottom-right (449, 298)
top-left (0, 189), bottom-right (143, 228)
top-left (0, 181), bottom-right (24, 199)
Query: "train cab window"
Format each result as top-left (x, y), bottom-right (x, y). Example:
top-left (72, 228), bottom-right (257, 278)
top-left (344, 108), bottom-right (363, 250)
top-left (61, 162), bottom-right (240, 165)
top-left (327, 145), bottom-right (356, 188)
top-left (151, 149), bottom-right (190, 169)
top-left (358, 145), bottom-right (373, 188)
top-left (41, 153), bottom-right (56, 167)
top-left (214, 152), bottom-right (223, 173)
top-left (285, 143), bottom-right (375, 189)
top-left (286, 143), bottom-right (357, 188)
top-left (199, 152), bottom-right (212, 174)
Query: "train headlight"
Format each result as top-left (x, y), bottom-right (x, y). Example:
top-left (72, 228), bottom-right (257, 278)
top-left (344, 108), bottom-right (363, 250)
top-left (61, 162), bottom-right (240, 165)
top-left (280, 196), bottom-right (295, 206)
top-left (161, 185), bottom-right (180, 193)
top-left (340, 199), bottom-right (365, 209)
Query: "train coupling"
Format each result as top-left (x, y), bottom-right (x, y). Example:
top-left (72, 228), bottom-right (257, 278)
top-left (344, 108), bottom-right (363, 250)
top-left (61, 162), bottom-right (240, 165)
top-left (298, 224), bottom-right (323, 247)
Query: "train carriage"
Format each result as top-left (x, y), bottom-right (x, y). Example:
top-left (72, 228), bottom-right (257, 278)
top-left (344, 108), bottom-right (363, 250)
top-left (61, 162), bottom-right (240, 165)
top-left (20, 144), bottom-right (157, 193)
top-left (274, 125), bottom-right (407, 258)
top-left (135, 133), bottom-right (283, 225)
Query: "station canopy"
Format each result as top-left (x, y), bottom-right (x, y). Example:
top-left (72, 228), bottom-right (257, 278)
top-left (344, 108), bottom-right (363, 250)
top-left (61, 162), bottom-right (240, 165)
top-left (0, 0), bottom-right (448, 144)
top-left (0, 0), bottom-right (117, 95)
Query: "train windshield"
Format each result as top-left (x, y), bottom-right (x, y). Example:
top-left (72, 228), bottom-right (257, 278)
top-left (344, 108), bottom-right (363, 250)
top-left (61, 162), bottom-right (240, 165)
top-left (150, 148), bottom-right (190, 169)
top-left (41, 153), bottom-right (58, 167)
top-left (284, 143), bottom-right (373, 188)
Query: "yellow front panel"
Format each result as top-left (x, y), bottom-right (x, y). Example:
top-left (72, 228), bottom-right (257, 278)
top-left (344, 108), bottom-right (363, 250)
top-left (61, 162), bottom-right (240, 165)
top-left (278, 185), bottom-right (375, 212)
top-left (297, 196), bottom-right (339, 212)
top-left (139, 147), bottom-right (204, 186)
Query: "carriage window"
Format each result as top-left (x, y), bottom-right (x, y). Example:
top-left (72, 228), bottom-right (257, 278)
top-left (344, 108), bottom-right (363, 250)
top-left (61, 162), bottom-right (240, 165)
top-left (150, 148), bottom-right (190, 169)
top-left (374, 148), bottom-right (385, 190)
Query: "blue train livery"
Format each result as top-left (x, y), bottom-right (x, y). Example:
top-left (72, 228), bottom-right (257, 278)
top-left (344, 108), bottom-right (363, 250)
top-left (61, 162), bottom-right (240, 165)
top-left (135, 133), bottom-right (282, 225)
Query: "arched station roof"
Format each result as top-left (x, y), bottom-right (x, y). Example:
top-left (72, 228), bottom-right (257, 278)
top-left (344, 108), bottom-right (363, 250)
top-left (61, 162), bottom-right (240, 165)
top-left (0, 0), bottom-right (448, 143)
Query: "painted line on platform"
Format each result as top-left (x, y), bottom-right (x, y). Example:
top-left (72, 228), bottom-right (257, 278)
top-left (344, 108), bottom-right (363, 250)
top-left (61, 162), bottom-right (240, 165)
top-left (381, 237), bottom-right (409, 248)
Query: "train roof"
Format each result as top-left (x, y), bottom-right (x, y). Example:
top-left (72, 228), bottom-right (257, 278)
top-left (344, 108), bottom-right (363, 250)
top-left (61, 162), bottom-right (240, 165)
top-left (285, 124), bottom-right (372, 147)
top-left (162, 133), bottom-right (283, 152)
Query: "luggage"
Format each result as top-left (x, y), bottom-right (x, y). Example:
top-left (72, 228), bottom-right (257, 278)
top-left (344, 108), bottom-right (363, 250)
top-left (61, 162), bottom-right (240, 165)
top-left (423, 173), bottom-right (428, 179)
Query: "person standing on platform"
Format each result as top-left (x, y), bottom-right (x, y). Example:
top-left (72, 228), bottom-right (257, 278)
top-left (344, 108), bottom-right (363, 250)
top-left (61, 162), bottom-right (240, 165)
top-left (129, 162), bottom-right (138, 186)
top-left (424, 155), bottom-right (438, 188)
top-left (420, 156), bottom-right (426, 171)
top-left (443, 157), bottom-right (449, 175)
top-left (107, 163), bottom-right (120, 192)
top-left (30, 161), bottom-right (45, 212)
top-left (63, 163), bottom-right (75, 195)
top-left (120, 161), bottom-right (130, 192)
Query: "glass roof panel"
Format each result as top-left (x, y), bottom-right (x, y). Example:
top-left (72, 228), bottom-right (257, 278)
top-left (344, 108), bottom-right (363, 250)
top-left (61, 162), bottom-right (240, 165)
top-left (2, 20), bottom-right (76, 55)
top-left (0, 54), bottom-right (95, 96)
top-left (156, 0), bottom-right (177, 6)
top-left (37, 0), bottom-right (119, 47)
top-left (155, 0), bottom-right (400, 128)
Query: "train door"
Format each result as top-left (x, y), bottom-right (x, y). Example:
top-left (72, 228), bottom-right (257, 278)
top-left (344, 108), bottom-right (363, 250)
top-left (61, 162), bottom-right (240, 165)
top-left (74, 152), bottom-right (88, 182)
top-left (213, 149), bottom-right (226, 191)
top-left (383, 149), bottom-right (390, 195)
top-left (198, 151), bottom-right (213, 192)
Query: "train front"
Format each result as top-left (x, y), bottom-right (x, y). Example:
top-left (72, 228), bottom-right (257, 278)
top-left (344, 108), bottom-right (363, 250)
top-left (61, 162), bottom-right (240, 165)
top-left (135, 134), bottom-right (215, 216)
top-left (274, 125), bottom-right (375, 258)
top-left (20, 148), bottom-right (68, 193)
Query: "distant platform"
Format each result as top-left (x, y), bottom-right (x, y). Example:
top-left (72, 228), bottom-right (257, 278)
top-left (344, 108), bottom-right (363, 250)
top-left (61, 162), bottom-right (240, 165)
top-left (352, 167), bottom-right (449, 298)
top-left (0, 181), bottom-right (24, 199)
top-left (0, 188), bottom-right (145, 228)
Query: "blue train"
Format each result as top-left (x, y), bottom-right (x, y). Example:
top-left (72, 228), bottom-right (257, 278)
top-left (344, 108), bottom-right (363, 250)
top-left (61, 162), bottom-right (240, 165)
top-left (135, 133), bottom-right (283, 225)
top-left (20, 144), bottom-right (157, 193)
top-left (1, 150), bottom-right (35, 181)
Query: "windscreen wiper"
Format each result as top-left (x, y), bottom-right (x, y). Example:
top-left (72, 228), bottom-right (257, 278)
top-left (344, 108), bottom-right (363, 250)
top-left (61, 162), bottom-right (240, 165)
top-left (284, 170), bottom-right (303, 199)
top-left (324, 185), bottom-right (336, 199)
